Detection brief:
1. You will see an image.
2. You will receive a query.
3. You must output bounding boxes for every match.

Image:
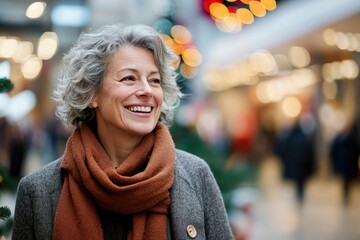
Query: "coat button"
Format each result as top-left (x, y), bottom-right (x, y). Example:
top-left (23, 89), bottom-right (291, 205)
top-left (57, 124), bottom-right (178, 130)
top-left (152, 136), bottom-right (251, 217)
top-left (187, 225), bottom-right (197, 238)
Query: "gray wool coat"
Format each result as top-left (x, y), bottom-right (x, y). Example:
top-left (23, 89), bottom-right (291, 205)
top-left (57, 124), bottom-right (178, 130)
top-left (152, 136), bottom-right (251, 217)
top-left (12, 149), bottom-right (233, 240)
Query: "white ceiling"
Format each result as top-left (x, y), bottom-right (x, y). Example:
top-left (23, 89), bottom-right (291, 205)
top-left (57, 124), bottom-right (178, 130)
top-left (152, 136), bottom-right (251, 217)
top-left (271, 10), bottom-right (360, 56)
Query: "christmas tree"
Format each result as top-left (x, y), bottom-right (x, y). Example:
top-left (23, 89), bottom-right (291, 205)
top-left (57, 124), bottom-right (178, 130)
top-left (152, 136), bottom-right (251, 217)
top-left (0, 77), bottom-right (13, 94)
top-left (0, 77), bottom-right (14, 233)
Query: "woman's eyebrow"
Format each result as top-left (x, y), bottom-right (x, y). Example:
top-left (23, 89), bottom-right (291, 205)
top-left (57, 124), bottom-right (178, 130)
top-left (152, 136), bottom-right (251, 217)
top-left (116, 68), bottom-right (160, 76)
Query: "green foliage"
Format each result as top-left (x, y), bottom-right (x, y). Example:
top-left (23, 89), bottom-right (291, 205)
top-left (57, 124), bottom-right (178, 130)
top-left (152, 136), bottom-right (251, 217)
top-left (0, 166), bottom-right (18, 234)
top-left (0, 207), bottom-right (10, 221)
top-left (0, 167), bottom-right (20, 193)
top-left (0, 77), bottom-right (14, 93)
top-left (0, 77), bottom-right (16, 235)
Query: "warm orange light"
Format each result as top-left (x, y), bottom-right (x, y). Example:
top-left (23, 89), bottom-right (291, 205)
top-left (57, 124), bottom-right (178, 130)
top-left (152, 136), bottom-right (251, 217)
top-left (261, 0), bottom-right (276, 11)
top-left (240, 0), bottom-right (252, 4)
top-left (180, 63), bottom-right (198, 79)
top-left (249, 1), bottom-right (266, 17)
top-left (172, 56), bottom-right (181, 70)
top-left (182, 47), bottom-right (202, 67)
top-left (171, 25), bottom-right (192, 45)
top-left (282, 96), bottom-right (302, 118)
top-left (216, 13), bottom-right (242, 33)
top-left (323, 28), bottom-right (337, 46)
top-left (236, 8), bottom-right (254, 24)
top-left (161, 34), bottom-right (174, 49)
top-left (209, 3), bottom-right (229, 20)
top-left (172, 42), bottom-right (185, 55)
top-left (203, 0), bottom-right (222, 13)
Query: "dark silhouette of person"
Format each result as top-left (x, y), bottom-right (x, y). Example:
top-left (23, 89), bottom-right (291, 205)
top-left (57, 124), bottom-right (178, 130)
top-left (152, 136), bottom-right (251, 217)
top-left (330, 123), bottom-right (360, 204)
top-left (274, 122), bottom-right (315, 203)
top-left (8, 124), bottom-right (27, 178)
top-left (0, 117), bottom-right (27, 178)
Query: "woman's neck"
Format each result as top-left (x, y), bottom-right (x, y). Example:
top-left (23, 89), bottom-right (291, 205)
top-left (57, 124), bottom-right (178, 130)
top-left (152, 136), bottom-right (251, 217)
top-left (95, 126), bottom-right (143, 168)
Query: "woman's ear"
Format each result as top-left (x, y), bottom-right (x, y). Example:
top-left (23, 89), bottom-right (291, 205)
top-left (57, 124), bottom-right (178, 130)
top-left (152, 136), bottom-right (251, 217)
top-left (91, 102), bottom-right (98, 108)
top-left (91, 94), bottom-right (99, 108)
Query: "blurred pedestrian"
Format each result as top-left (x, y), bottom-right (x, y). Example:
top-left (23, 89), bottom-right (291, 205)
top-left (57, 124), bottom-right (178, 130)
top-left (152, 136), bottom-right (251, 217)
top-left (330, 123), bottom-right (360, 204)
top-left (0, 117), bottom-right (27, 178)
top-left (274, 121), bottom-right (315, 203)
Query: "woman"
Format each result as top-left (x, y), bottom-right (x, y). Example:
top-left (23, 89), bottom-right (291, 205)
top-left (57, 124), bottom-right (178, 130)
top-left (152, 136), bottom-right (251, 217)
top-left (12, 24), bottom-right (233, 239)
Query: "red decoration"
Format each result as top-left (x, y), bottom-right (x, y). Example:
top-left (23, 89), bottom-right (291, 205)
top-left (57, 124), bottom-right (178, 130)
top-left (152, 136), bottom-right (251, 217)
top-left (201, 0), bottom-right (222, 14)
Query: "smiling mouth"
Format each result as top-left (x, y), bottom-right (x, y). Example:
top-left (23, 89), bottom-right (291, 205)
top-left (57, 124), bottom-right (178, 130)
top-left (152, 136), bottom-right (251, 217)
top-left (125, 106), bottom-right (152, 113)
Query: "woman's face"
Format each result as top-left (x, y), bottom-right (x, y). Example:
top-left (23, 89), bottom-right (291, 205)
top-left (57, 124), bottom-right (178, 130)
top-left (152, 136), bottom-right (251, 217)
top-left (93, 45), bottom-right (163, 137)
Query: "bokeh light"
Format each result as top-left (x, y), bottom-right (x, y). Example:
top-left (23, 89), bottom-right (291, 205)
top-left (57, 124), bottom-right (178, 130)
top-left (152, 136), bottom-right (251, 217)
top-left (21, 55), bottom-right (43, 79)
top-left (236, 8), bottom-right (254, 24)
top-left (0, 38), bottom-right (18, 58)
top-left (288, 46), bottom-right (311, 68)
top-left (26, 2), bottom-right (47, 19)
top-left (182, 47), bottom-right (203, 67)
top-left (261, 0), bottom-right (276, 11)
top-left (13, 41), bottom-right (34, 63)
top-left (281, 96), bottom-right (301, 118)
top-left (210, 2), bottom-right (229, 20)
top-left (340, 59), bottom-right (359, 79)
top-left (37, 32), bottom-right (58, 60)
top-left (180, 63), bottom-right (198, 79)
top-left (250, 50), bottom-right (277, 74)
top-left (171, 25), bottom-right (192, 45)
top-left (323, 28), bottom-right (337, 46)
top-left (249, 1), bottom-right (266, 17)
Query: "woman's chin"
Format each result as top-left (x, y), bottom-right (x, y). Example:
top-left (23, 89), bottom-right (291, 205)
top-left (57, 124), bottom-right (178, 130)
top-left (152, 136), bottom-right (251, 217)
top-left (127, 122), bottom-right (158, 136)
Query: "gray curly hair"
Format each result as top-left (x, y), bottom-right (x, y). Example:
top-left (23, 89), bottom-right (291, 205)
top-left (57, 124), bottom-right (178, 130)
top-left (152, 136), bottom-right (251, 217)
top-left (53, 23), bottom-right (182, 128)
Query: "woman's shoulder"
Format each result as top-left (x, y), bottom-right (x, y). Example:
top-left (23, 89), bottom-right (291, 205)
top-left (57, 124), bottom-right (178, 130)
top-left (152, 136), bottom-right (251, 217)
top-left (174, 149), bottom-right (214, 183)
top-left (175, 149), bottom-right (209, 169)
top-left (18, 158), bottom-right (62, 191)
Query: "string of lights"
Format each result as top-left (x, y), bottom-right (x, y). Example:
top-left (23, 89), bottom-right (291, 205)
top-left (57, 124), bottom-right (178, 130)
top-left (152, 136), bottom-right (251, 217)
top-left (201, 0), bottom-right (277, 32)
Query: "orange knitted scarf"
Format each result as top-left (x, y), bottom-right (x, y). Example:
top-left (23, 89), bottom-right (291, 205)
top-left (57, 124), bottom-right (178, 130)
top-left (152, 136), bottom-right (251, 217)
top-left (53, 123), bottom-right (175, 240)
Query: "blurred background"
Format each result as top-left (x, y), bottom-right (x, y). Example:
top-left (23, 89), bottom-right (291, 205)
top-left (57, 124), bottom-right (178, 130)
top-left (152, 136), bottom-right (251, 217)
top-left (0, 0), bottom-right (360, 239)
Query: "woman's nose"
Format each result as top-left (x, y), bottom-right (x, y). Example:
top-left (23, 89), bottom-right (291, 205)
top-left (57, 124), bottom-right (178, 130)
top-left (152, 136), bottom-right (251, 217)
top-left (136, 80), bottom-right (153, 97)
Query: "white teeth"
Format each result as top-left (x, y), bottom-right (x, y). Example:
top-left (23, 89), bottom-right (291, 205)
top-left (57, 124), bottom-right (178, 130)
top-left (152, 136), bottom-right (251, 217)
top-left (127, 106), bottom-right (151, 113)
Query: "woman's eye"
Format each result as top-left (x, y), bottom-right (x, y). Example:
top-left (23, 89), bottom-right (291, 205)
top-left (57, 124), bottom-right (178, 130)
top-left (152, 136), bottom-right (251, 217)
top-left (150, 78), bottom-right (161, 85)
top-left (121, 76), bottom-right (136, 81)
